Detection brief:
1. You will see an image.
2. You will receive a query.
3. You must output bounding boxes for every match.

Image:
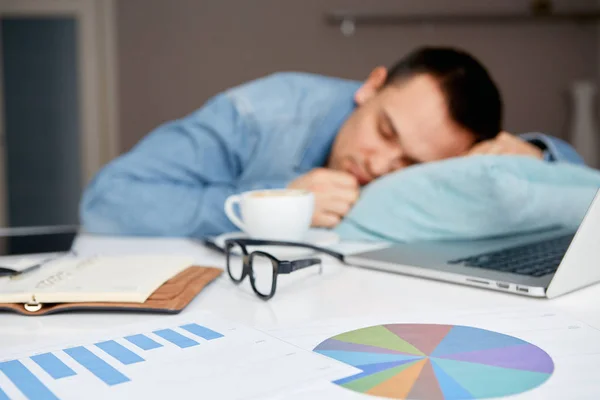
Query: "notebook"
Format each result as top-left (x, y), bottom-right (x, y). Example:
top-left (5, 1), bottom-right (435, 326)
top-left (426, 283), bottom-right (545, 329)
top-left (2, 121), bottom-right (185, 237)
top-left (0, 255), bottom-right (196, 305)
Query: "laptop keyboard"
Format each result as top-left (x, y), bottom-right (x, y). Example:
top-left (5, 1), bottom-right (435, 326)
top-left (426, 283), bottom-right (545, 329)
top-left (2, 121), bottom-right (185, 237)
top-left (448, 234), bottom-right (575, 277)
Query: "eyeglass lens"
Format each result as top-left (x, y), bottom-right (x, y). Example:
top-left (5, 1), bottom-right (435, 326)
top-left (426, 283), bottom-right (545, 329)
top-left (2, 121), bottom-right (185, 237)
top-left (226, 242), bottom-right (245, 281)
top-left (249, 253), bottom-right (276, 297)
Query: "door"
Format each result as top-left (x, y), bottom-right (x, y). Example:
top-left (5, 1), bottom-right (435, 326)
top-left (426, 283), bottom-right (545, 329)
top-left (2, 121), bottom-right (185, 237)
top-left (0, 0), bottom-right (118, 227)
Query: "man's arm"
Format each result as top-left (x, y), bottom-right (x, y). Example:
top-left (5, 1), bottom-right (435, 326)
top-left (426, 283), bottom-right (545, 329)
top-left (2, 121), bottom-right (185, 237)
top-left (519, 132), bottom-right (584, 165)
top-left (80, 94), bottom-right (288, 238)
top-left (468, 132), bottom-right (584, 165)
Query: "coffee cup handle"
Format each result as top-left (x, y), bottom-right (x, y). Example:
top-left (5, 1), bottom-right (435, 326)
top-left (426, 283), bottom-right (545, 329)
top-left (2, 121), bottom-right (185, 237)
top-left (224, 195), bottom-right (246, 231)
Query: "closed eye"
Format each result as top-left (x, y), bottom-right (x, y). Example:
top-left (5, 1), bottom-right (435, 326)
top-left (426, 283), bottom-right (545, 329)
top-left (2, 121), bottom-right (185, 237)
top-left (378, 113), bottom-right (398, 142)
top-left (380, 111), bottom-right (421, 167)
top-left (400, 156), bottom-right (419, 166)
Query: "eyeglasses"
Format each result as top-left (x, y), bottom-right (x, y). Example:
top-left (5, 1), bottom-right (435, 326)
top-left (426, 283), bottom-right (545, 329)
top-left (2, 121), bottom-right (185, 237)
top-left (224, 238), bottom-right (344, 300)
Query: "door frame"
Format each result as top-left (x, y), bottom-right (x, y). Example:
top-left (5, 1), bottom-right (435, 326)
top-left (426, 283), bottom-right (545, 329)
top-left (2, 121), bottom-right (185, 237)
top-left (0, 0), bottom-right (119, 226)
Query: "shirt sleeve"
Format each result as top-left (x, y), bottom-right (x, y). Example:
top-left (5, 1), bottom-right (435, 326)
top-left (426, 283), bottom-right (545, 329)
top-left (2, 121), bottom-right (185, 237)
top-left (520, 132), bottom-right (585, 165)
top-left (79, 93), bottom-right (289, 238)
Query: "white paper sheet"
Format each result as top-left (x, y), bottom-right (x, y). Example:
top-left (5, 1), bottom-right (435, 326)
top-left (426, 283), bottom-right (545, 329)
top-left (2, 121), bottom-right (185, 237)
top-left (265, 306), bottom-right (600, 400)
top-left (0, 312), bottom-right (356, 400)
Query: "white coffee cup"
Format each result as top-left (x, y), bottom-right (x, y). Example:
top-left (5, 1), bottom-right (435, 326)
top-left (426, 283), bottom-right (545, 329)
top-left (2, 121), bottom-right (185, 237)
top-left (224, 189), bottom-right (314, 241)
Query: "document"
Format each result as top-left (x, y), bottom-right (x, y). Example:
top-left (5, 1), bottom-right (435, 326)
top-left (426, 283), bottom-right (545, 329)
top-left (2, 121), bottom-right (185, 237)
top-left (265, 307), bottom-right (600, 400)
top-left (0, 311), bottom-right (355, 400)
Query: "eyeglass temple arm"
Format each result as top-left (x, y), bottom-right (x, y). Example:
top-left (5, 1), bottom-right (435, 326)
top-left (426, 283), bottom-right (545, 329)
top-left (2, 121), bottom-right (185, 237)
top-left (228, 239), bottom-right (345, 261)
top-left (279, 258), bottom-right (322, 274)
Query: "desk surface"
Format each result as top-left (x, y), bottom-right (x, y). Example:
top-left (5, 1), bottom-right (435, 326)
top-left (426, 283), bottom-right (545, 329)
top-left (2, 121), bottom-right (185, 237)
top-left (1, 234), bottom-right (599, 349)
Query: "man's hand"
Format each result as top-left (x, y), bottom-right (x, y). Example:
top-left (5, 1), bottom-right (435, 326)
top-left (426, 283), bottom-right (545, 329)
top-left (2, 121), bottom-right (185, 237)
top-left (288, 168), bottom-right (359, 228)
top-left (467, 132), bottom-right (543, 159)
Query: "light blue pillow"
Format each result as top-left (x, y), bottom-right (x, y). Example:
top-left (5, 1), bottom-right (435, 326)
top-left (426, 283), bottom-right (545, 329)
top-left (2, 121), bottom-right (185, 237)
top-left (334, 155), bottom-right (600, 242)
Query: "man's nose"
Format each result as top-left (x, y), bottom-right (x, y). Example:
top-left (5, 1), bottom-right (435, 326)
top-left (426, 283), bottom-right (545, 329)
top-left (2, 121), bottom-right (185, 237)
top-left (368, 148), bottom-right (403, 177)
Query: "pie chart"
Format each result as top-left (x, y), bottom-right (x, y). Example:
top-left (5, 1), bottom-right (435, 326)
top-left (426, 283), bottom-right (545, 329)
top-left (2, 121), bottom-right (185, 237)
top-left (313, 324), bottom-right (554, 400)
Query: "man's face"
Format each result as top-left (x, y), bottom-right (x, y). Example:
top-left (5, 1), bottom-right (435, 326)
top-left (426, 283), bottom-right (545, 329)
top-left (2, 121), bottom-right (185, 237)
top-left (328, 72), bottom-right (476, 185)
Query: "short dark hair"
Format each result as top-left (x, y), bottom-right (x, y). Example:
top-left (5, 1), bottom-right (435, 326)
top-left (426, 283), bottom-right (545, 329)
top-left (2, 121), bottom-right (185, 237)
top-left (385, 46), bottom-right (503, 141)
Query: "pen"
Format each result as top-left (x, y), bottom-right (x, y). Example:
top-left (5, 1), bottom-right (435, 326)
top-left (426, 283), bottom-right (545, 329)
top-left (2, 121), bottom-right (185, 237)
top-left (0, 261), bottom-right (44, 278)
top-left (0, 250), bottom-right (78, 278)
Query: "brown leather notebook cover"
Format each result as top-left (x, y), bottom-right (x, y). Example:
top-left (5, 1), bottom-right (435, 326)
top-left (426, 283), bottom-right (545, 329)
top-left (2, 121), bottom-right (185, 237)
top-left (0, 266), bottom-right (222, 316)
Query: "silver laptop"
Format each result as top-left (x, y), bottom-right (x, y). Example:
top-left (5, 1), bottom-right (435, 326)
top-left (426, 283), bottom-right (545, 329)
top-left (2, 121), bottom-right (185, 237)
top-left (345, 190), bottom-right (600, 298)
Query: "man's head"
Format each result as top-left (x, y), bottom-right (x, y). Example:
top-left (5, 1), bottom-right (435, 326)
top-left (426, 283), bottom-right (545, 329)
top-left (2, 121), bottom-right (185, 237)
top-left (327, 46), bottom-right (503, 185)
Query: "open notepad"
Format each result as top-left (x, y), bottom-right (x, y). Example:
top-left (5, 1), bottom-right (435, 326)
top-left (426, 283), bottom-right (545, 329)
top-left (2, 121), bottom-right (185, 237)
top-left (0, 255), bottom-right (194, 305)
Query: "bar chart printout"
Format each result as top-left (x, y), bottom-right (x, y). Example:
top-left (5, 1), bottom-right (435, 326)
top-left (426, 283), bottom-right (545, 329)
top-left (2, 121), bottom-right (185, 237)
top-left (0, 313), bottom-right (355, 400)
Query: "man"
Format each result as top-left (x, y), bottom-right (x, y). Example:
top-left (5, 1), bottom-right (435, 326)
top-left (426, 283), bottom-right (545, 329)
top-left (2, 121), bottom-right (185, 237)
top-left (80, 46), bottom-right (582, 238)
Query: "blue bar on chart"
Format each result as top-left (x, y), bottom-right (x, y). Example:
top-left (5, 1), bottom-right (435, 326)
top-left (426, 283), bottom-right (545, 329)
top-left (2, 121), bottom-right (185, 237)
top-left (153, 329), bottom-right (199, 348)
top-left (0, 360), bottom-right (59, 400)
top-left (0, 386), bottom-right (9, 400)
top-left (31, 352), bottom-right (76, 379)
top-left (64, 346), bottom-right (130, 386)
top-left (125, 334), bottom-right (163, 351)
top-left (95, 340), bottom-right (145, 365)
top-left (180, 323), bottom-right (224, 340)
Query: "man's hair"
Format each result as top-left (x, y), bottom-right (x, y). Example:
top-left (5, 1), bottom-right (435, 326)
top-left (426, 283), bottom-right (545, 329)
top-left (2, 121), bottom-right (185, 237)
top-left (385, 46), bottom-right (503, 141)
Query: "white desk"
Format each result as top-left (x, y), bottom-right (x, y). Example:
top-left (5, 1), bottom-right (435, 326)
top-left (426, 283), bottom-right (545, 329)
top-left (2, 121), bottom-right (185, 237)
top-left (1, 233), bottom-right (599, 349)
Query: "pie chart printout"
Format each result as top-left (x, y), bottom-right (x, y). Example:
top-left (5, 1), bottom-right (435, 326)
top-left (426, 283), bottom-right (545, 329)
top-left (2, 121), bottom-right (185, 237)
top-left (313, 324), bottom-right (554, 399)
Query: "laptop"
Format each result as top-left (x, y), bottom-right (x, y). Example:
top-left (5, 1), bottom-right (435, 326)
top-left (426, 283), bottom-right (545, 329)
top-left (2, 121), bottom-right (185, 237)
top-left (345, 189), bottom-right (600, 298)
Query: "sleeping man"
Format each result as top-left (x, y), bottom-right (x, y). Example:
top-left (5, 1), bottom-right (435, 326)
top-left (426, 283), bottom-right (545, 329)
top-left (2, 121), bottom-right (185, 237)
top-left (80, 46), bottom-right (582, 238)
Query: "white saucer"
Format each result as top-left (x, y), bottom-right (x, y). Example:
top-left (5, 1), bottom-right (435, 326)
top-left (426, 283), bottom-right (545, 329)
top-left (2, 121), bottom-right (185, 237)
top-left (213, 229), bottom-right (340, 259)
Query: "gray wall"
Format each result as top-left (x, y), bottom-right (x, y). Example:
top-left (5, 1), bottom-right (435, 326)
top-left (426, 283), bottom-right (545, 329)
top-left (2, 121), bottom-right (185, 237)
top-left (116, 0), bottom-right (599, 152)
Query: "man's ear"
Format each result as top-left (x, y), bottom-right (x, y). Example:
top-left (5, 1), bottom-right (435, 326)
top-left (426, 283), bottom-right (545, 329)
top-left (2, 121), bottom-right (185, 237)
top-left (354, 66), bottom-right (388, 105)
